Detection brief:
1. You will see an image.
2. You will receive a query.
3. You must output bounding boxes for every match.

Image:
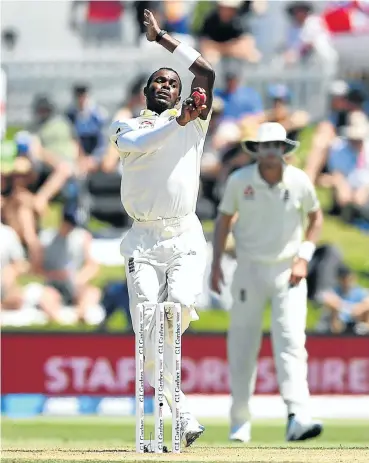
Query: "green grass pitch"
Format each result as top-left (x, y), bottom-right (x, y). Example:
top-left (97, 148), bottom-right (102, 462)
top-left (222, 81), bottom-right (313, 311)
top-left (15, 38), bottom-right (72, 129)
top-left (2, 417), bottom-right (368, 462)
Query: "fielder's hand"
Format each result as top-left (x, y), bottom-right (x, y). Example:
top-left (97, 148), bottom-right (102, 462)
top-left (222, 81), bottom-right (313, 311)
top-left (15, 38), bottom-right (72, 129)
top-left (210, 263), bottom-right (224, 294)
top-left (289, 257), bottom-right (308, 287)
top-left (176, 99), bottom-right (207, 126)
top-left (143, 9), bottom-right (160, 42)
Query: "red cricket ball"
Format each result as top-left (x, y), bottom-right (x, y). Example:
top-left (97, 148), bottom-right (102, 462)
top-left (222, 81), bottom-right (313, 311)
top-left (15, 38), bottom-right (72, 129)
top-left (191, 90), bottom-right (207, 108)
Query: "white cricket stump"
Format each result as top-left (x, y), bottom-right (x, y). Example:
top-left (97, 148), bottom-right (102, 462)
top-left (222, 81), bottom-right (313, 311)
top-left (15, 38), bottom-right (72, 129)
top-left (172, 303), bottom-right (182, 453)
top-left (154, 303), bottom-right (165, 453)
top-left (135, 304), bottom-right (145, 453)
top-left (135, 302), bottom-right (182, 454)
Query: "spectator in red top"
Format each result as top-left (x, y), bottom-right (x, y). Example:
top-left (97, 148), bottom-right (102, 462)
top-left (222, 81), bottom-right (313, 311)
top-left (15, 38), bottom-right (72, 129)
top-left (323, 1), bottom-right (369, 34)
top-left (70, 1), bottom-right (124, 47)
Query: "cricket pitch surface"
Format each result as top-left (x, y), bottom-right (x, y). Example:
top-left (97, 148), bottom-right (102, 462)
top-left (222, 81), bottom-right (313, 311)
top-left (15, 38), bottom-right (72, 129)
top-left (2, 417), bottom-right (368, 463)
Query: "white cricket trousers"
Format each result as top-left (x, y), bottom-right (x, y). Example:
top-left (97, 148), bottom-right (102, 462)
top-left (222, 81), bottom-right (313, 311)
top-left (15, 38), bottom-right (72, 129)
top-left (121, 214), bottom-right (207, 413)
top-left (228, 258), bottom-right (310, 427)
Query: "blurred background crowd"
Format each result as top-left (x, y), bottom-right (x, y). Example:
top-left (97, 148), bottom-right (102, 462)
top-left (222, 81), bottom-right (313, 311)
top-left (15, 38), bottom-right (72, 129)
top-left (1, 0), bottom-right (369, 335)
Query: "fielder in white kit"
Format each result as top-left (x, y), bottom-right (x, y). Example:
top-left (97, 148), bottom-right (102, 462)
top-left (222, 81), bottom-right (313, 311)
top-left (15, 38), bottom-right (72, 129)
top-left (109, 10), bottom-right (215, 447)
top-left (211, 123), bottom-right (324, 442)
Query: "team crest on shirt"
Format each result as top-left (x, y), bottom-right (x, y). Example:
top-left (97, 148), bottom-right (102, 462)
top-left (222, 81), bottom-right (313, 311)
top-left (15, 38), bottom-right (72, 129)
top-left (243, 185), bottom-right (255, 200)
top-left (139, 119), bottom-right (155, 129)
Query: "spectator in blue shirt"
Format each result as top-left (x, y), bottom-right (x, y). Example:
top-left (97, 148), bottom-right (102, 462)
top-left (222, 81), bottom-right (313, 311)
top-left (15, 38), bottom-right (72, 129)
top-left (66, 84), bottom-right (108, 174)
top-left (209, 64), bottom-right (263, 152)
top-left (215, 69), bottom-right (263, 121)
top-left (327, 112), bottom-right (369, 222)
top-left (305, 83), bottom-right (367, 186)
top-left (319, 265), bottom-right (369, 334)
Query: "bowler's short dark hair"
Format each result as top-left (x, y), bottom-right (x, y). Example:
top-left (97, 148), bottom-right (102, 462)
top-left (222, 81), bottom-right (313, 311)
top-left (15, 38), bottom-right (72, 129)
top-left (146, 67), bottom-right (182, 95)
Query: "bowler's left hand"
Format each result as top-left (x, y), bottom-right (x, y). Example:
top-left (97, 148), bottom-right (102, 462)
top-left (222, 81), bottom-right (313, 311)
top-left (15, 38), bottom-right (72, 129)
top-left (289, 257), bottom-right (308, 287)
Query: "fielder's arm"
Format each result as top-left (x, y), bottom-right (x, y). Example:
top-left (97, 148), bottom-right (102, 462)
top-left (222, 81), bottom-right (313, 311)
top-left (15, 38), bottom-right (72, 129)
top-left (213, 213), bottom-right (234, 267)
top-left (300, 175), bottom-right (324, 259)
top-left (290, 176), bottom-right (324, 285)
top-left (304, 208), bottom-right (324, 246)
top-left (144, 9), bottom-right (215, 119)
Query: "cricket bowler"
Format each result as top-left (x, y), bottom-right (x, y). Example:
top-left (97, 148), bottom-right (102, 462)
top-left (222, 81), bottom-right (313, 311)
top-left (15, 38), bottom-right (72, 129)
top-left (211, 122), bottom-right (324, 442)
top-left (109, 10), bottom-right (215, 446)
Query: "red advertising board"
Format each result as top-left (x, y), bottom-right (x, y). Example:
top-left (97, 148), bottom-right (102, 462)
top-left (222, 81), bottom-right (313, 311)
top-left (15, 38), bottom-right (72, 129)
top-left (2, 334), bottom-right (369, 395)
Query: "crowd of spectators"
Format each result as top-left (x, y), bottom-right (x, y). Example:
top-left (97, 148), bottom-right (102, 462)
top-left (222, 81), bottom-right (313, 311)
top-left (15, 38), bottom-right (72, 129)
top-left (1, 1), bottom-right (368, 334)
top-left (2, 0), bottom-right (346, 71)
top-left (67, 1), bottom-right (338, 70)
top-left (63, 0), bottom-right (348, 72)
top-left (305, 81), bottom-right (369, 225)
top-left (2, 67), bottom-right (368, 334)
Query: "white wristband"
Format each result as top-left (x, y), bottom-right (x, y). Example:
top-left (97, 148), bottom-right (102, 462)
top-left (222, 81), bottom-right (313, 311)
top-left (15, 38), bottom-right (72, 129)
top-left (173, 43), bottom-right (201, 69)
top-left (298, 241), bottom-right (316, 262)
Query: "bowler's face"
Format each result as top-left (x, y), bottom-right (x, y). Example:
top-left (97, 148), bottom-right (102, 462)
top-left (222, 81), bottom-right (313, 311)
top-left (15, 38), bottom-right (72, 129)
top-left (145, 70), bottom-right (180, 112)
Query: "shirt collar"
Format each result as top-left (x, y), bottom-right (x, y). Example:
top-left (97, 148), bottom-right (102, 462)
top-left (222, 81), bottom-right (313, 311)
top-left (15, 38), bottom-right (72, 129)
top-left (140, 108), bottom-right (178, 118)
top-left (253, 163), bottom-right (289, 190)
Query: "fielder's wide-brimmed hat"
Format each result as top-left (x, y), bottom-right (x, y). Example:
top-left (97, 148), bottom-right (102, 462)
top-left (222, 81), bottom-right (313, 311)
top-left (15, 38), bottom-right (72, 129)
top-left (241, 122), bottom-right (300, 155)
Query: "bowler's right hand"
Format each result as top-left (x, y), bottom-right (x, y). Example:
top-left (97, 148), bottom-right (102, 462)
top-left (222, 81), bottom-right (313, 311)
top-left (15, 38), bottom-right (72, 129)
top-left (176, 99), bottom-right (207, 126)
top-left (210, 263), bottom-right (224, 294)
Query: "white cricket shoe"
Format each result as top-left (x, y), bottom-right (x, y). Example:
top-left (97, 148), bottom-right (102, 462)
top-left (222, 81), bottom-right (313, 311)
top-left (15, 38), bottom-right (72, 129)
top-left (229, 422), bottom-right (251, 443)
top-left (286, 415), bottom-right (323, 441)
top-left (180, 413), bottom-right (205, 447)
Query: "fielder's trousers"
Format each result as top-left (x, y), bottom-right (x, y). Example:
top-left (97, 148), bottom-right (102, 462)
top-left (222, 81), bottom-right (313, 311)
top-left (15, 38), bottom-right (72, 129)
top-left (228, 258), bottom-right (310, 427)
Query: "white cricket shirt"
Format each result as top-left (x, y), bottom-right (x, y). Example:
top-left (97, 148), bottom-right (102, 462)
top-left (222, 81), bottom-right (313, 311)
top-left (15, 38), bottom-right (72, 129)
top-left (110, 109), bottom-right (211, 221)
top-left (219, 164), bottom-right (320, 263)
